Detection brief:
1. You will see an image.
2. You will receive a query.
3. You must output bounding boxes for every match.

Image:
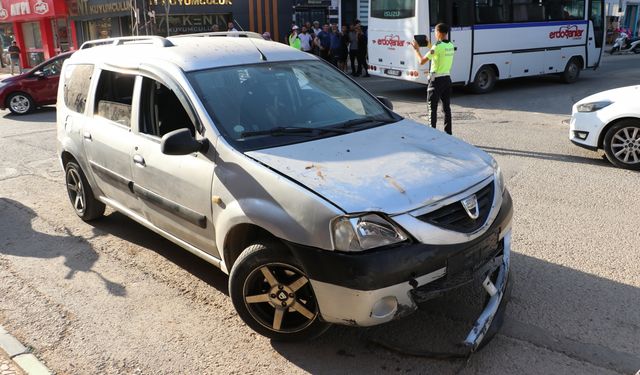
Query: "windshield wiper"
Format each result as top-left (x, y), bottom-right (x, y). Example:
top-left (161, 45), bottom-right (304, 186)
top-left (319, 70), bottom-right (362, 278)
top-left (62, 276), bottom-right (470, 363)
top-left (329, 116), bottom-right (396, 130)
top-left (241, 126), bottom-right (350, 138)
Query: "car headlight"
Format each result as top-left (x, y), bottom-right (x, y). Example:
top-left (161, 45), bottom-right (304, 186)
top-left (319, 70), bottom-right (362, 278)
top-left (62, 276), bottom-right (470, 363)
top-left (491, 159), bottom-right (506, 193)
top-left (331, 213), bottom-right (408, 252)
top-left (576, 101), bottom-right (612, 112)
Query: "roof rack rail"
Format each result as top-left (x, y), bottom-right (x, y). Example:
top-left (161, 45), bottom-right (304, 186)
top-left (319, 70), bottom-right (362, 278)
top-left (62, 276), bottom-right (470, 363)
top-left (80, 36), bottom-right (173, 50)
top-left (170, 31), bottom-right (264, 39)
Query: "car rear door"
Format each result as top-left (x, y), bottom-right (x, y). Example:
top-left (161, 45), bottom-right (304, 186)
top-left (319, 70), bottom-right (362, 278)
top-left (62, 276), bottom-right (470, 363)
top-left (82, 69), bottom-right (141, 214)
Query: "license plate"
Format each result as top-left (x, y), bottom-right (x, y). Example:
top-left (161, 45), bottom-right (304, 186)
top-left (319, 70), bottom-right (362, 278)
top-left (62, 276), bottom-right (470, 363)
top-left (448, 231), bottom-right (499, 275)
top-left (385, 69), bottom-right (401, 77)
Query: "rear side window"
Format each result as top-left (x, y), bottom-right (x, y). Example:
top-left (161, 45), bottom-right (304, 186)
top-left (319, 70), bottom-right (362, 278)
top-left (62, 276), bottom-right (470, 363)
top-left (94, 70), bottom-right (136, 127)
top-left (63, 64), bottom-right (94, 114)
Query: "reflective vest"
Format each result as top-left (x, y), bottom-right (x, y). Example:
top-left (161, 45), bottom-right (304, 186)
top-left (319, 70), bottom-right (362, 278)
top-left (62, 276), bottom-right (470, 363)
top-left (430, 40), bottom-right (455, 74)
top-left (289, 34), bottom-right (302, 50)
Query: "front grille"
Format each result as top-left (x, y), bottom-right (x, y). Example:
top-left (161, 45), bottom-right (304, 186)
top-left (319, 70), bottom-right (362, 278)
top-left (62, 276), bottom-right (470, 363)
top-left (417, 181), bottom-right (494, 233)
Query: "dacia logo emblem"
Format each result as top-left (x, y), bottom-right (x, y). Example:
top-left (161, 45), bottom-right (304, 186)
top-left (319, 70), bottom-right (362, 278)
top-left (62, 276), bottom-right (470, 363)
top-left (461, 194), bottom-right (479, 220)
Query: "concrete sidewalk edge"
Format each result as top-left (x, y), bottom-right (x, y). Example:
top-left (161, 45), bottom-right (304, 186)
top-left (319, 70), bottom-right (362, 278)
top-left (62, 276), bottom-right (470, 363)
top-left (0, 324), bottom-right (52, 375)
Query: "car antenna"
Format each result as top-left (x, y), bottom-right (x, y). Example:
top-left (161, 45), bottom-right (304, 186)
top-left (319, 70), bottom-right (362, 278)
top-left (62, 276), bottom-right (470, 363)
top-left (233, 18), bottom-right (267, 61)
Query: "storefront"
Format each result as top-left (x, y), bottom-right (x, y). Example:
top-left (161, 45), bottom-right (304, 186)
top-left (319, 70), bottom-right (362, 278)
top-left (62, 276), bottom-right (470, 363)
top-left (0, 0), bottom-right (76, 68)
top-left (67, 0), bottom-right (132, 44)
top-left (622, 1), bottom-right (640, 36)
top-left (149, 0), bottom-right (291, 43)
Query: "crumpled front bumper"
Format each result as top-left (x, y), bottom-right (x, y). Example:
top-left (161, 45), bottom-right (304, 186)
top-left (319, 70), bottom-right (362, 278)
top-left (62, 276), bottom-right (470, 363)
top-left (463, 235), bottom-right (510, 351)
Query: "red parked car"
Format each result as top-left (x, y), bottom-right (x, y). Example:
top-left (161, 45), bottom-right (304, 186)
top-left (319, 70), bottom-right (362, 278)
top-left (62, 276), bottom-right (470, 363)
top-left (0, 51), bottom-right (73, 115)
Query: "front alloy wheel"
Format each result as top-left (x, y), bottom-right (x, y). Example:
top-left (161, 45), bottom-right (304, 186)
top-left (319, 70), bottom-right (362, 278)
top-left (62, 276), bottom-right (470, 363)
top-left (244, 263), bottom-right (317, 333)
top-left (229, 242), bottom-right (330, 341)
top-left (7, 93), bottom-right (33, 115)
top-left (604, 121), bottom-right (640, 170)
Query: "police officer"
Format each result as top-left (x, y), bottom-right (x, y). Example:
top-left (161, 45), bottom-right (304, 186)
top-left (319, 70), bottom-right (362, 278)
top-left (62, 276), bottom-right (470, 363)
top-left (411, 23), bottom-right (454, 135)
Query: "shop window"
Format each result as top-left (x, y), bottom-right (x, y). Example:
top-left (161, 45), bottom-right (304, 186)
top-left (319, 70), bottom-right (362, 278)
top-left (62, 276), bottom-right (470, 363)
top-left (63, 64), bottom-right (94, 114)
top-left (138, 78), bottom-right (195, 138)
top-left (94, 70), bottom-right (136, 127)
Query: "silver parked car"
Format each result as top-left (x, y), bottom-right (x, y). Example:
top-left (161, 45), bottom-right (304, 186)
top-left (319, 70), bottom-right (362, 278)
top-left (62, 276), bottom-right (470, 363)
top-left (56, 33), bottom-right (512, 348)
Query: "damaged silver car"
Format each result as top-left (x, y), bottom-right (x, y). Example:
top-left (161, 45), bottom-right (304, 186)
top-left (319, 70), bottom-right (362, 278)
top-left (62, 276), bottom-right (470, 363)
top-left (56, 33), bottom-right (512, 349)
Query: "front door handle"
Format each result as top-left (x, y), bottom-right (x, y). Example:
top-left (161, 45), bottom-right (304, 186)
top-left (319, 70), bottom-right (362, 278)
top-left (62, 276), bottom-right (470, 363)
top-left (133, 154), bottom-right (146, 167)
top-left (83, 132), bottom-right (92, 141)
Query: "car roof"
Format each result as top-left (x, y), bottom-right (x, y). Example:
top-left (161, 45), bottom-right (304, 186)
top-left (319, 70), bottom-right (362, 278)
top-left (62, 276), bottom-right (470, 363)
top-left (67, 33), bottom-right (316, 72)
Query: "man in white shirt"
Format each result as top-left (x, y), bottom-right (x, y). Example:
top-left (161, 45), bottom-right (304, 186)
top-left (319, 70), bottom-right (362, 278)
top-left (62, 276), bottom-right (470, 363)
top-left (312, 21), bottom-right (322, 36)
top-left (299, 26), bottom-right (313, 53)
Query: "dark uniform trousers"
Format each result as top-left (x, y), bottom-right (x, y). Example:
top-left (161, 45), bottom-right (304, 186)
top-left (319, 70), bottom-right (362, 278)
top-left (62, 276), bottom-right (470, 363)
top-left (426, 76), bottom-right (452, 135)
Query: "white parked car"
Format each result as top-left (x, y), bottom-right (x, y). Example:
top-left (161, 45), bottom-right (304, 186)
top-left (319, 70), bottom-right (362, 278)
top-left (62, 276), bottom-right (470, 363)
top-left (570, 85), bottom-right (640, 170)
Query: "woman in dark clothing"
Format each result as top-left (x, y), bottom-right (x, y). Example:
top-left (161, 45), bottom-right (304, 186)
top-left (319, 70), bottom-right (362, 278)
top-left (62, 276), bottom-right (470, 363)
top-left (356, 25), bottom-right (370, 77)
top-left (338, 25), bottom-right (350, 72)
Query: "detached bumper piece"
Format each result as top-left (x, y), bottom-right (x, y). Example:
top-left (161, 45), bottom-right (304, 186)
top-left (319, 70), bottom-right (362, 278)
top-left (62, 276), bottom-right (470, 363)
top-left (463, 241), bottom-right (510, 351)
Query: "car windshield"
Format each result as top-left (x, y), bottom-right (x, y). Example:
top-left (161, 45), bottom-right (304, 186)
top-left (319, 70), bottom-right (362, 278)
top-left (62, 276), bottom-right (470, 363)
top-left (187, 60), bottom-right (398, 151)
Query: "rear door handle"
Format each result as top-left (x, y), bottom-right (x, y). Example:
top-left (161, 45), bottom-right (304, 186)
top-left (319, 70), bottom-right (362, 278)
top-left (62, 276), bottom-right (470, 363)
top-left (133, 154), bottom-right (146, 167)
top-left (83, 132), bottom-right (92, 141)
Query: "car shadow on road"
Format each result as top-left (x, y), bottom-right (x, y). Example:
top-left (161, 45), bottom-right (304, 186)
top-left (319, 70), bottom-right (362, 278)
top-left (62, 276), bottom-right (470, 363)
top-left (478, 145), bottom-right (614, 168)
top-left (1, 107), bottom-right (56, 122)
top-left (0, 197), bottom-right (126, 297)
top-left (87, 211), bottom-right (230, 296)
top-left (270, 251), bottom-right (640, 374)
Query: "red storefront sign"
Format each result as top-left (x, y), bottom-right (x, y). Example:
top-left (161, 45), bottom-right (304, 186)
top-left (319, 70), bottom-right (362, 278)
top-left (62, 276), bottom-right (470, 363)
top-left (0, 0), bottom-right (66, 22)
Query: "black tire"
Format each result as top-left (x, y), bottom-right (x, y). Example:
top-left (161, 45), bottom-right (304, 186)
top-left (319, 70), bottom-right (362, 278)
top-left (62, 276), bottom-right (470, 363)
top-left (610, 46), bottom-right (619, 54)
top-left (633, 45), bottom-right (640, 54)
top-left (7, 92), bottom-right (34, 115)
top-left (469, 66), bottom-right (497, 94)
top-left (602, 120), bottom-right (640, 170)
top-left (560, 58), bottom-right (581, 83)
top-left (229, 242), bottom-right (330, 341)
top-left (64, 161), bottom-right (106, 221)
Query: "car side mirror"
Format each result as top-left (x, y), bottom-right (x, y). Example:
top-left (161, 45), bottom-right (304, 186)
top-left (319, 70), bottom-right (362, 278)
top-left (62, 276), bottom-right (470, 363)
top-left (160, 128), bottom-right (208, 155)
top-left (33, 70), bottom-right (45, 79)
top-left (377, 96), bottom-right (393, 110)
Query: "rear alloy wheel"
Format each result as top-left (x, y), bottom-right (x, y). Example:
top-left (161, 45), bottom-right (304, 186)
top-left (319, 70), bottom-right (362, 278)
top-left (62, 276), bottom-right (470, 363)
top-left (7, 92), bottom-right (34, 115)
top-left (603, 120), bottom-right (640, 170)
top-left (65, 161), bottom-right (106, 220)
top-left (229, 242), bottom-right (330, 341)
top-left (469, 66), bottom-right (496, 94)
top-left (561, 58), bottom-right (580, 83)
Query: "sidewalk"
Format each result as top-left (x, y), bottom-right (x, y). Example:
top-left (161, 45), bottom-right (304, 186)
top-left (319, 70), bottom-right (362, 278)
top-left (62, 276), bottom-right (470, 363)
top-left (0, 348), bottom-right (24, 375)
top-left (0, 325), bottom-right (50, 375)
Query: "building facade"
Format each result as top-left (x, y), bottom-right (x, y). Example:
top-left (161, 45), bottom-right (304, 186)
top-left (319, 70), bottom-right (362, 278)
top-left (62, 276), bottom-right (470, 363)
top-left (68, 0), bottom-right (372, 45)
top-left (66, 0), bottom-right (133, 42)
top-left (0, 0), bottom-right (77, 68)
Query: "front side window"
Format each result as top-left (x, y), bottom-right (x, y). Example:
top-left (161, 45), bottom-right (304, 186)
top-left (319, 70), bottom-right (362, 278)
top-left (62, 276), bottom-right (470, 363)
top-left (93, 70), bottom-right (136, 127)
top-left (40, 56), bottom-right (67, 77)
top-left (188, 61), bottom-right (397, 151)
top-left (63, 64), bottom-right (94, 114)
top-left (371, 0), bottom-right (415, 19)
top-left (138, 78), bottom-right (196, 138)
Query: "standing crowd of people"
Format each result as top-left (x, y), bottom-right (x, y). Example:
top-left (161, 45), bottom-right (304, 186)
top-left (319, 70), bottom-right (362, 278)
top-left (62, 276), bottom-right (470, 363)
top-left (286, 20), bottom-right (370, 78)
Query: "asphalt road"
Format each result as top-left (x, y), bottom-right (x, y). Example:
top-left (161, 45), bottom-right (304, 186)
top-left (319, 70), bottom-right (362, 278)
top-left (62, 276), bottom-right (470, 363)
top-left (0, 53), bottom-right (639, 375)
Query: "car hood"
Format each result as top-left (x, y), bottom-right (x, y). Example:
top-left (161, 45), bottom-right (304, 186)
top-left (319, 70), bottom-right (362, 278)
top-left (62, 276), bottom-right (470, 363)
top-left (246, 120), bottom-right (495, 214)
top-left (576, 85), bottom-right (640, 106)
top-left (0, 74), bottom-right (24, 84)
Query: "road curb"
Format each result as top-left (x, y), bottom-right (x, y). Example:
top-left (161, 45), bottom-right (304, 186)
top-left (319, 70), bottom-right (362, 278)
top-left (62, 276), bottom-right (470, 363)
top-left (0, 324), bottom-right (52, 375)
